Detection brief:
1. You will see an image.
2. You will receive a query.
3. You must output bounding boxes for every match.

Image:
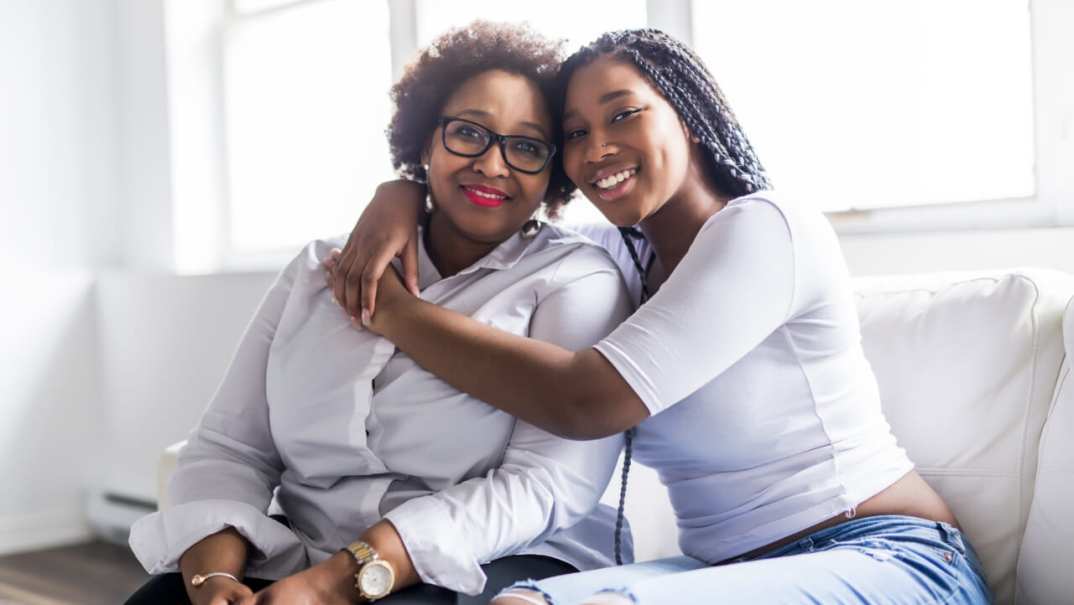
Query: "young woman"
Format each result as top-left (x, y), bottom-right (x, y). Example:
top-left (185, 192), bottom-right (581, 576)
top-left (325, 29), bottom-right (992, 604)
top-left (125, 23), bottom-right (636, 605)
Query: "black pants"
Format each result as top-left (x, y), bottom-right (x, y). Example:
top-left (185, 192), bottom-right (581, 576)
top-left (125, 554), bottom-right (575, 604)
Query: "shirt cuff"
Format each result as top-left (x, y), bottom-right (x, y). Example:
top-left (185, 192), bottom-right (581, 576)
top-left (382, 496), bottom-right (486, 595)
top-left (128, 499), bottom-right (306, 577)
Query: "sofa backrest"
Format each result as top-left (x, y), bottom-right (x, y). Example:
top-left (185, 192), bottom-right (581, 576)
top-left (853, 270), bottom-right (1074, 605)
top-left (1016, 297), bottom-right (1074, 604)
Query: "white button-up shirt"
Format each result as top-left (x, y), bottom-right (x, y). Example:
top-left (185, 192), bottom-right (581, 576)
top-left (128, 224), bottom-right (634, 595)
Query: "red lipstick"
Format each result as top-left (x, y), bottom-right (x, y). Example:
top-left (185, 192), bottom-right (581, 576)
top-left (461, 184), bottom-right (508, 208)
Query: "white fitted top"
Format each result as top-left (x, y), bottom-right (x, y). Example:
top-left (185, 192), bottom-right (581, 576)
top-left (578, 191), bottom-right (914, 564)
top-left (128, 224), bottom-right (634, 595)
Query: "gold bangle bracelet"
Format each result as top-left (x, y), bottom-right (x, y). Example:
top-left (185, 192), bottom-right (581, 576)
top-left (191, 571), bottom-right (240, 587)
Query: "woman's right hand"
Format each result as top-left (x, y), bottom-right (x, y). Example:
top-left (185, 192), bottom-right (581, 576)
top-left (180, 528), bottom-right (251, 605)
top-left (191, 576), bottom-right (254, 605)
top-left (327, 179), bottom-right (427, 321)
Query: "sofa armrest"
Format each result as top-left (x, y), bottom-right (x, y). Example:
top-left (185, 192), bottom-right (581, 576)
top-left (1017, 298), bottom-right (1074, 605)
top-left (157, 441), bottom-right (187, 511)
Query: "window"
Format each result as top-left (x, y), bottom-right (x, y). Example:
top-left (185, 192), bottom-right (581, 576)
top-left (224, 0), bottom-right (395, 255)
top-left (692, 0), bottom-right (1035, 213)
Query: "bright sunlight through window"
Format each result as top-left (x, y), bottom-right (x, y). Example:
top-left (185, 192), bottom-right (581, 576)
top-left (693, 0), bottom-right (1035, 213)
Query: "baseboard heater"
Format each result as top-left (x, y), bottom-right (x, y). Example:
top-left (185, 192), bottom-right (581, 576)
top-left (86, 490), bottom-right (156, 545)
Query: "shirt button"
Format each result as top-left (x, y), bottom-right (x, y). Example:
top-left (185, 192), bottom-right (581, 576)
top-left (943, 551), bottom-right (954, 563)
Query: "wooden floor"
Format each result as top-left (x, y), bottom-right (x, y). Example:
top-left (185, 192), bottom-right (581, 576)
top-left (0, 540), bottom-right (148, 605)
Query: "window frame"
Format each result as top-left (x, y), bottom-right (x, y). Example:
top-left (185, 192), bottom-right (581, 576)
top-left (822, 0), bottom-right (1074, 234)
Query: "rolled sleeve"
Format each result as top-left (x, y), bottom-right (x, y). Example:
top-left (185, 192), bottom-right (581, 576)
top-left (129, 499), bottom-right (306, 576)
top-left (129, 248), bottom-right (306, 575)
top-left (383, 497), bottom-right (485, 594)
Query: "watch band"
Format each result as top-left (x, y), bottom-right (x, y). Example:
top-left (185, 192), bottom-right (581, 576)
top-left (344, 540), bottom-right (378, 567)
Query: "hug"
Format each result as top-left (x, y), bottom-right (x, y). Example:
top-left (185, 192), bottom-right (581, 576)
top-left (125, 21), bottom-right (991, 605)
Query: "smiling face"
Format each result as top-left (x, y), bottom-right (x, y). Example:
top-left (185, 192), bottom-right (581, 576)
top-left (424, 69), bottom-right (554, 245)
top-left (561, 55), bottom-right (695, 226)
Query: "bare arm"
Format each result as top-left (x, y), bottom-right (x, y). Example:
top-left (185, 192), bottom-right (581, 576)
top-left (178, 529), bottom-right (252, 604)
top-left (357, 267), bottom-right (649, 440)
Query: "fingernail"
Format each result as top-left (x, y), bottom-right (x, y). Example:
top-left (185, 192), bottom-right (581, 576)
top-left (350, 317), bottom-right (362, 329)
top-left (361, 309), bottom-right (371, 326)
top-left (331, 296), bottom-right (340, 306)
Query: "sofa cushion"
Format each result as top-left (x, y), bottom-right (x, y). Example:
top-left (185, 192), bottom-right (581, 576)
top-left (1016, 297), bottom-right (1074, 605)
top-left (854, 270), bottom-right (1074, 605)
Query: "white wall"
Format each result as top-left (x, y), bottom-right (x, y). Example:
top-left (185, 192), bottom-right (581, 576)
top-left (0, 0), bottom-right (122, 554)
top-left (841, 227), bottom-right (1074, 277)
top-left (96, 271), bottom-right (275, 501)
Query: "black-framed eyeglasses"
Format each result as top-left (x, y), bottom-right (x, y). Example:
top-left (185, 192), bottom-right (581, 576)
top-left (438, 117), bottom-right (556, 175)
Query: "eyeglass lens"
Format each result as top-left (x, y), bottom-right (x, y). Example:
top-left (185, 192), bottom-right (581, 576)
top-left (442, 119), bottom-right (551, 173)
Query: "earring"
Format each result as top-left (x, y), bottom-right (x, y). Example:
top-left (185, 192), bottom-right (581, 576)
top-left (520, 218), bottom-right (541, 239)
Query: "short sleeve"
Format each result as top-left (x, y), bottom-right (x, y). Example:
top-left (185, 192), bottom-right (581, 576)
top-left (593, 197), bottom-right (797, 414)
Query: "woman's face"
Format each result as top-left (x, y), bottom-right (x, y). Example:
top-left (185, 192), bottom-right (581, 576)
top-left (561, 55), bottom-right (694, 226)
top-left (424, 69), bottom-right (553, 244)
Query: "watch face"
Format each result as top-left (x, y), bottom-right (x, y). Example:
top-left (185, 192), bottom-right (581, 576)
top-left (360, 561), bottom-right (394, 598)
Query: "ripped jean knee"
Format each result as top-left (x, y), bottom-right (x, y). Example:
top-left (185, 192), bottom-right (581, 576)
top-left (582, 587), bottom-right (639, 604)
top-left (495, 581), bottom-right (555, 605)
top-left (496, 583), bottom-right (639, 605)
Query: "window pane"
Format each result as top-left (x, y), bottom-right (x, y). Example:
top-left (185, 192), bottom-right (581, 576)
top-left (693, 0), bottom-right (1034, 212)
top-left (233, 0), bottom-right (303, 16)
top-left (415, 0), bottom-right (647, 226)
top-left (225, 0), bottom-right (394, 254)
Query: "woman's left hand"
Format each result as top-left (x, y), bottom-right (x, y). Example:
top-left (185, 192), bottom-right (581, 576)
top-left (243, 553), bottom-right (358, 605)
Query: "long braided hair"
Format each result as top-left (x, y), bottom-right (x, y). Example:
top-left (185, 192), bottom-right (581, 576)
top-left (558, 29), bottom-right (771, 565)
top-left (559, 28), bottom-right (771, 199)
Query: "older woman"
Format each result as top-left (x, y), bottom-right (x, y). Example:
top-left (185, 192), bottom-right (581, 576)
top-left (125, 22), bottom-right (632, 605)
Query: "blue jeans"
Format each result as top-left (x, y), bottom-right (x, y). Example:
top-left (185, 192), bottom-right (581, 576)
top-left (507, 515), bottom-right (992, 604)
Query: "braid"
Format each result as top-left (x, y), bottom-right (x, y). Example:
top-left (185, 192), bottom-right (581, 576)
top-left (611, 227), bottom-right (651, 566)
top-left (614, 427), bottom-right (635, 565)
top-left (559, 29), bottom-right (771, 198)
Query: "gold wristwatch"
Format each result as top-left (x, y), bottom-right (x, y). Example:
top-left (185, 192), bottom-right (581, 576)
top-left (343, 540), bottom-right (396, 601)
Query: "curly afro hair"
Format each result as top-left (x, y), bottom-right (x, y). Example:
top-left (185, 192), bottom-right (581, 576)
top-left (388, 21), bottom-right (576, 216)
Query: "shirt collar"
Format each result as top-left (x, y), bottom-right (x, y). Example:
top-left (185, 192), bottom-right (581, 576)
top-left (414, 223), bottom-right (542, 288)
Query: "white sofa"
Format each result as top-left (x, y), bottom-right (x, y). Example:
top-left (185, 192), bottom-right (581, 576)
top-left (159, 268), bottom-right (1074, 605)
